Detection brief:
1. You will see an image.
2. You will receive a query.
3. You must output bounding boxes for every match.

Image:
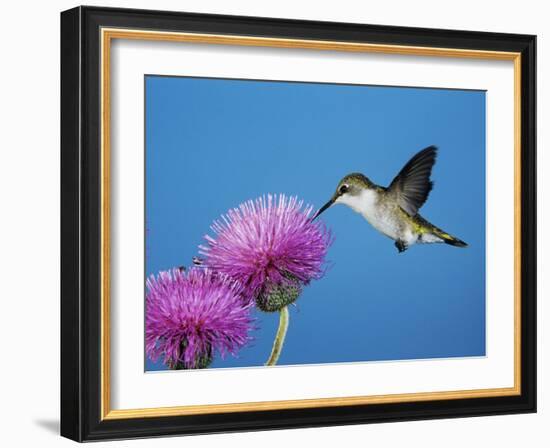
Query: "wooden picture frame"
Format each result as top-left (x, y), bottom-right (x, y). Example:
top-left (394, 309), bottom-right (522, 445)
top-left (61, 5), bottom-right (536, 441)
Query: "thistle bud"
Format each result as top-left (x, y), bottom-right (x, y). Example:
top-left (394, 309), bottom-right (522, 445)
top-left (255, 278), bottom-right (302, 312)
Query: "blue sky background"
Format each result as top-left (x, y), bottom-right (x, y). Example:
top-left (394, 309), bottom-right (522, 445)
top-left (145, 75), bottom-right (486, 371)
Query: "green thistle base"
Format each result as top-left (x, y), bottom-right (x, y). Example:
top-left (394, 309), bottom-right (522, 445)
top-left (255, 280), bottom-right (301, 312)
top-left (169, 343), bottom-right (213, 370)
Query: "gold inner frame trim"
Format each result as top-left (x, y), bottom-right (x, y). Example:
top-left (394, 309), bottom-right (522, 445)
top-left (100, 27), bottom-right (522, 420)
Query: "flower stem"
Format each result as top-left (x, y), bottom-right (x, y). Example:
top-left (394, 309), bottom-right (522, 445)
top-left (265, 306), bottom-right (289, 366)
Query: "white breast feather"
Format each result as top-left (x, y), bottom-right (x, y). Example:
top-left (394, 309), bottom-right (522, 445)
top-left (337, 190), bottom-right (401, 240)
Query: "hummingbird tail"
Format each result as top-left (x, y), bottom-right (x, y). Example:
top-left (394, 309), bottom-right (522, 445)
top-left (439, 232), bottom-right (468, 248)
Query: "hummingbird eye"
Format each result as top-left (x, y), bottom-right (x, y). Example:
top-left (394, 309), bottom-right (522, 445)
top-left (339, 184), bottom-right (349, 195)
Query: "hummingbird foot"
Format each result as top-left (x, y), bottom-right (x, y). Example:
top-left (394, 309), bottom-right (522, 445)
top-left (395, 239), bottom-right (408, 253)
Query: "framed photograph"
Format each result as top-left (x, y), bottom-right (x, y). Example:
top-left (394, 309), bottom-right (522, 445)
top-left (61, 6), bottom-right (536, 441)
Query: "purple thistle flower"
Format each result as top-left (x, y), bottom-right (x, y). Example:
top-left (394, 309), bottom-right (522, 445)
top-left (199, 194), bottom-right (332, 310)
top-left (146, 268), bottom-right (253, 369)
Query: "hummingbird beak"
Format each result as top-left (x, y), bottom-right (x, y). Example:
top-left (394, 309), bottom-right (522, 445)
top-left (312, 196), bottom-right (336, 220)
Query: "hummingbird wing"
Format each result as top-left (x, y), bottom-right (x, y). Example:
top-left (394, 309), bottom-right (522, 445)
top-left (387, 146), bottom-right (437, 216)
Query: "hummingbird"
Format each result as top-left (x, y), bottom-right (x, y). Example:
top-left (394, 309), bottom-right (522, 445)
top-left (313, 146), bottom-right (467, 253)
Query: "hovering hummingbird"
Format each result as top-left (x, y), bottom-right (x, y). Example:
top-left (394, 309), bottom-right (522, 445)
top-left (313, 146), bottom-right (467, 253)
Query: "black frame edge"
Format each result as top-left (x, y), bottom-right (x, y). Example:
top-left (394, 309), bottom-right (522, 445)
top-left (61, 6), bottom-right (83, 442)
top-left (60, 5), bottom-right (537, 442)
top-left (519, 35), bottom-right (537, 414)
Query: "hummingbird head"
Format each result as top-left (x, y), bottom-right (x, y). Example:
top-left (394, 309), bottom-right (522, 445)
top-left (312, 173), bottom-right (375, 220)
